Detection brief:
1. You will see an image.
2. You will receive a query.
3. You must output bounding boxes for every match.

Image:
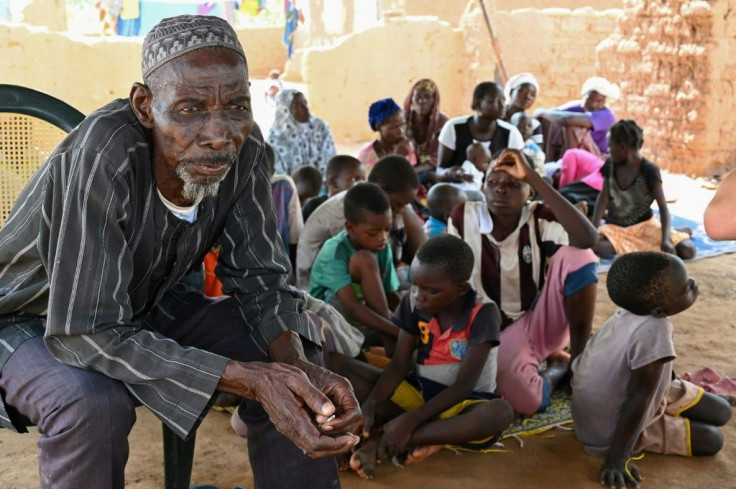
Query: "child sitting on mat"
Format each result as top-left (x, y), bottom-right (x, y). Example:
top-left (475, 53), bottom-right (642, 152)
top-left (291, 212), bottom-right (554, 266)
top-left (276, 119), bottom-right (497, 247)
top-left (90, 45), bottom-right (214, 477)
top-left (309, 182), bottom-right (401, 356)
top-left (349, 235), bottom-right (514, 479)
top-left (572, 251), bottom-right (731, 488)
top-left (591, 120), bottom-right (696, 259)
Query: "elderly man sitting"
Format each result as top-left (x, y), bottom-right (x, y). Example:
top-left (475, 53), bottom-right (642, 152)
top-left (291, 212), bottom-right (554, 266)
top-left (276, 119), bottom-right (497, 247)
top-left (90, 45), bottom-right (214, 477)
top-left (0, 15), bottom-right (359, 489)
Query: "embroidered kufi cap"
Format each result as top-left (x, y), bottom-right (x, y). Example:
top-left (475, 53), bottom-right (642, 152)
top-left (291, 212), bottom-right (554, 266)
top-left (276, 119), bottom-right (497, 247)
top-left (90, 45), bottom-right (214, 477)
top-left (142, 15), bottom-right (246, 80)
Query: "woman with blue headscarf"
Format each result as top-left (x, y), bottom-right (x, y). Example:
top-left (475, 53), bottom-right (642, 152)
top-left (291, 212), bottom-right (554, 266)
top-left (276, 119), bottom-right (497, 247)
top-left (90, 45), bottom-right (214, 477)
top-left (267, 89), bottom-right (337, 175)
top-left (357, 98), bottom-right (417, 175)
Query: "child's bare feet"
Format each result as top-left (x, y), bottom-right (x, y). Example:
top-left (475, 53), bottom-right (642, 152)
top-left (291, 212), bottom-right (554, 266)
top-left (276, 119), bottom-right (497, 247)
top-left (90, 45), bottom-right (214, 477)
top-left (337, 453), bottom-right (352, 472)
top-left (405, 445), bottom-right (443, 465)
top-left (349, 437), bottom-right (380, 479)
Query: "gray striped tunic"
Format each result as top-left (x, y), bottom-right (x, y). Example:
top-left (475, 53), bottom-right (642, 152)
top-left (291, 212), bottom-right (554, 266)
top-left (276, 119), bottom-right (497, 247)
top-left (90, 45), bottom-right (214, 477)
top-left (0, 99), bottom-right (316, 437)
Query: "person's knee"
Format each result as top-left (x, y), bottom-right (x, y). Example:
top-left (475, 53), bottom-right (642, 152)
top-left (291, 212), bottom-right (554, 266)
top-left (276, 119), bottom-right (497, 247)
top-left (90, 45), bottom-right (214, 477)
top-left (481, 399), bottom-right (515, 434)
top-left (465, 400), bottom-right (514, 439)
top-left (676, 240), bottom-right (697, 260)
top-left (348, 250), bottom-right (380, 278)
top-left (40, 375), bottom-right (135, 437)
top-left (691, 423), bottom-right (724, 456)
top-left (707, 394), bottom-right (733, 426)
top-left (502, 377), bottom-right (544, 416)
top-left (349, 249), bottom-right (379, 269)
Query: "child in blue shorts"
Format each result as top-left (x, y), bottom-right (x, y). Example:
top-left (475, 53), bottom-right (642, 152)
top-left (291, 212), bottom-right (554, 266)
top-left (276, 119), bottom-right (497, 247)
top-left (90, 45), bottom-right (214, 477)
top-left (309, 182), bottom-right (402, 356)
top-left (347, 235), bottom-right (514, 479)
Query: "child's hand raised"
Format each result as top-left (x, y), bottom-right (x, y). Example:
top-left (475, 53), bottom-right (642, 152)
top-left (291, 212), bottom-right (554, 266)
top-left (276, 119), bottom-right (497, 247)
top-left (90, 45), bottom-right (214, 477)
top-left (492, 149), bottom-right (532, 182)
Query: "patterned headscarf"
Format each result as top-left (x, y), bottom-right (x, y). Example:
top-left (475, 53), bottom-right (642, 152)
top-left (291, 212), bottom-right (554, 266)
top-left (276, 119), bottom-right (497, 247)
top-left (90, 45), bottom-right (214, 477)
top-left (403, 79), bottom-right (449, 166)
top-left (271, 89), bottom-right (300, 130)
top-left (142, 15), bottom-right (245, 80)
top-left (368, 98), bottom-right (402, 131)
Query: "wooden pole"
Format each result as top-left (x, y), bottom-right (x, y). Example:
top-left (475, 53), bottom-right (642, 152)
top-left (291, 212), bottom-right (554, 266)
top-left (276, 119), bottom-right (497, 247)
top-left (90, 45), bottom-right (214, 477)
top-left (478, 0), bottom-right (508, 85)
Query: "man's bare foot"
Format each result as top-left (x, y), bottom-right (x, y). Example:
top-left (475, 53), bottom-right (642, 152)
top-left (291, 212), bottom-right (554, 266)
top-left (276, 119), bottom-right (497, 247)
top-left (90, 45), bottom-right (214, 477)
top-left (349, 437), bottom-right (380, 479)
top-left (405, 445), bottom-right (443, 466)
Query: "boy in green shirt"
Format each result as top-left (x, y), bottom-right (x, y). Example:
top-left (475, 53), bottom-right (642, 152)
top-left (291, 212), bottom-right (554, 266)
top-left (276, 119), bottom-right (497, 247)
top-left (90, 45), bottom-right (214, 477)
top-left (310, 183), bottom-right (401, 356)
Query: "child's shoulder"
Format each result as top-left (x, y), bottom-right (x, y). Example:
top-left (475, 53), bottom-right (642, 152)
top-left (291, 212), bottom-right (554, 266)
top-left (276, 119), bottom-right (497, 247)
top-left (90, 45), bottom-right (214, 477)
top-left (319, 230), bottom-right (351, 256)
top-left (470, 300), bottom-right (502, 328)
top-left (639, 157), bottom-right (662, 174)
top-left (598, 309), bottom-right (674, 343)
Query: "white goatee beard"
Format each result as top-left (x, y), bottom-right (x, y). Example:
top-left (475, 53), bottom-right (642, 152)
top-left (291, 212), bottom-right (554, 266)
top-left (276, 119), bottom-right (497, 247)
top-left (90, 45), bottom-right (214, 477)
top-left (175, 161), bottom-right (233, 201)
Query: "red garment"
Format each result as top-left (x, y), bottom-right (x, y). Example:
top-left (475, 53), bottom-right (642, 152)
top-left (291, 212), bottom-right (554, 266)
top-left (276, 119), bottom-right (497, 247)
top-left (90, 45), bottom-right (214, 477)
top-left (420, 302), bottom-right (486, 366)
top-left (203, 249), bottom-right (224, 297)
top-left (682, 367), bottom-right (736, 396)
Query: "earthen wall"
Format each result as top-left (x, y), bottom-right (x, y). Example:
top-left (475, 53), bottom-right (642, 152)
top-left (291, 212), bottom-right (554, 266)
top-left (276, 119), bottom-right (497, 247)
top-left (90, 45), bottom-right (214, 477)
top-left (0, 23), bottom-right (287, 115)
top-left (460, 7), bottom-right (622, 112)
top-left (20, 0), bottom-right (66, 31)
top-left (493, 0), bottom-right (621, 11)
top-left (597, 0), bottom-right (735, 175)
top-left (301, 16), bottom-right (467, 142)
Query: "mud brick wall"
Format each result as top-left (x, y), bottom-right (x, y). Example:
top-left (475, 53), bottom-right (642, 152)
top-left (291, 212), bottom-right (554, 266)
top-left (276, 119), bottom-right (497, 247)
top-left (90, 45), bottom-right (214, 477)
top-left (460, 7), bottom-right (622, 112)
top-left (493, 0), bottom-right (621, 10)
top-left (597, 0), bottom-right (735, 175)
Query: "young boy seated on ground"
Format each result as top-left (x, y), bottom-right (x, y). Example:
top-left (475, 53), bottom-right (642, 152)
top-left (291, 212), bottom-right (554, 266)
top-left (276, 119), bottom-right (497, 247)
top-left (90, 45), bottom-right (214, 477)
top-left (296, 155), bottom-right (426, 291)
top-left (291, 164), bottom-right (323, 207)
top-left (347, 235), bottom-right (514, 479)
top-left (423, 183), bottom-right (467, 238)
top-left (302, 155), bottom-right (366, 222)
top-left (572, 251), bottom-right (732, 488)
top-left (309, 182), bottom-right (402, 356)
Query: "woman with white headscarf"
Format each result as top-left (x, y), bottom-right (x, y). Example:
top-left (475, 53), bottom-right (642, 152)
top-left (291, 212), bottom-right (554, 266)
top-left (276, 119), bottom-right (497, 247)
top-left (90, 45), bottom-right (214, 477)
top-left (503, 72), bottom-right (542, 145)
top-left (535, 76), bottom-right (620, 161)
top-left (267, 89), bottom-right (337, 175)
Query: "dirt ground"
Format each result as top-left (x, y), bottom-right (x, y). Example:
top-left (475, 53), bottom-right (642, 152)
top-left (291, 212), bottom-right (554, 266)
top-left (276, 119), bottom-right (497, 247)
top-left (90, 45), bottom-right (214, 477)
top-left (1, 177), bottom-right (735, 489)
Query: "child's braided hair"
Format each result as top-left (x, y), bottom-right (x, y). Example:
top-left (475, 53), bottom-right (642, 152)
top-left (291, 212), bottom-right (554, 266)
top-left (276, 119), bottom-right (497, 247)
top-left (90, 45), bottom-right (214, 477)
top-left (609, 120), bottom-right (644, 150)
